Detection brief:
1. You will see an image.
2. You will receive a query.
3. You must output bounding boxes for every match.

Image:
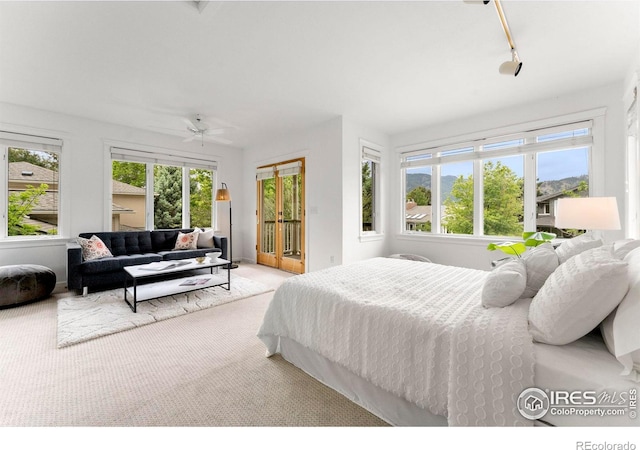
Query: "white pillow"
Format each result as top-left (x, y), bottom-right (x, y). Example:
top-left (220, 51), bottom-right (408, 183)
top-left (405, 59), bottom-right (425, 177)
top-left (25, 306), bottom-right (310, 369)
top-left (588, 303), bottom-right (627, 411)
top-left (600, 246), bottom-right (640, 380)
top-left (555, 232), bottom-right (603, 264)
top-left (529, 246), bottom-right (628, 345)
top-left (481, 259), bottom-right (527, 308)
top-left (613, 238), bottom-right (640, 260)
top-left (195, 228), bottom-right (215, 248)
top-left (520, 243), bottom-right (559, 299)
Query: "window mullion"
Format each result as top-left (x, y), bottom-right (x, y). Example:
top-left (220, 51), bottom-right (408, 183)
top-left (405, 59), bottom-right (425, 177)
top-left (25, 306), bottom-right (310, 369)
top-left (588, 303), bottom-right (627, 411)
top-left (523, 139), bottom-right (537, 232)
top-left (433, 165), bottom-right (441, 233)
top-left (474, 155), bottom-right (483, 236)
top-left (182, 167), bottom-right (190, 229)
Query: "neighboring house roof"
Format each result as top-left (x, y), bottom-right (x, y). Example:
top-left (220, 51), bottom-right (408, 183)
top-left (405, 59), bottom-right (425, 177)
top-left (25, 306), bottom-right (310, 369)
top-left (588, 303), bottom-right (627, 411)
top-left (9, 161), bottom-right (58, 184)
top-left (112, 179), bottom-right (145, 195)
top-left (536, 185), bottom-right (586, 203)
top-left (9, 189), bottom-right (58, 214)
top-left (405, 204), bottom-right (432, 223)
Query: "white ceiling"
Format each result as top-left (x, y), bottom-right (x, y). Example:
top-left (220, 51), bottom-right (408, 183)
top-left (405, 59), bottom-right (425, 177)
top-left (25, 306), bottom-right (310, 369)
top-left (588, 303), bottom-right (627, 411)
top-left (0, 1), bottom-right (638, 148)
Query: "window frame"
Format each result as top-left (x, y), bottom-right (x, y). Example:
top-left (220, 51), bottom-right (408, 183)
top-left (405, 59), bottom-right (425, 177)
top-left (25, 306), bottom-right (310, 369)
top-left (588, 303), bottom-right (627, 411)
top-left (360, 139), bottom-right (383, 241)
top-left (107, 143), bottom-right (218, 232)
top-left (0, 131), bottom-right (65, 241)
top-left (397, 110), bottom-right (606, 242)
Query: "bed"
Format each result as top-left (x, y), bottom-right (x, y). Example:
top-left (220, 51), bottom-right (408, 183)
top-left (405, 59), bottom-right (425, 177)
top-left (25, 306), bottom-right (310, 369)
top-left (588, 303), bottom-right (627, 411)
top-left (258, 239), bottom-right (640, 427)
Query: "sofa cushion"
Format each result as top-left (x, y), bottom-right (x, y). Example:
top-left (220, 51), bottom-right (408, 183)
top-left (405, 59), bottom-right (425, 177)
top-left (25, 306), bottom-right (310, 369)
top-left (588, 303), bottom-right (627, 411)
top-left (80, 253), bottom-right (162, 274)
top-left (151, 229), bottom-right (191, 251)
top-left (79, 231), bottom-right (153, 256)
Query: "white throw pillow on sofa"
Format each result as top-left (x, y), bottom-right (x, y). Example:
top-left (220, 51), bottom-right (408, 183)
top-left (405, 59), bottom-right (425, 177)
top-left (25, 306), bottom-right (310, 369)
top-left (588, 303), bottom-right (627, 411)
top-left (529, 245), bottom-right (629, 345)
top-left (520, 243), bottom-right (559, 299)
top-left (195, 228), bottom-right (215, 248)
top-left (481, 259), bottom-right (527, 308)
top-left (555, 232), bottom-right (603, 264)
top-left (600, 246), bottom-right (640, 380)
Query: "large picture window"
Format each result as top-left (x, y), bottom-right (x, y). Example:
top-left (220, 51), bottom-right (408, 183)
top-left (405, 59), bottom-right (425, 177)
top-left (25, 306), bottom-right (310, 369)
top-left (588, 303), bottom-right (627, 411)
top-left (110, 147), bottom-right (217, 231)
top-left (400, 120), bottom-right (593, 239)
top-left (0, 133), bottom-right (63, 238)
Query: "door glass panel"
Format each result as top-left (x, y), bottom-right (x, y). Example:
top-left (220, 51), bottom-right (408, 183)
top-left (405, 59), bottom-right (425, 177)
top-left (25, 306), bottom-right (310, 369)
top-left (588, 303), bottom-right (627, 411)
top-left (260, 177), bottom-right (276, 257)
top-left (281, 174), bottom-right (302, 260)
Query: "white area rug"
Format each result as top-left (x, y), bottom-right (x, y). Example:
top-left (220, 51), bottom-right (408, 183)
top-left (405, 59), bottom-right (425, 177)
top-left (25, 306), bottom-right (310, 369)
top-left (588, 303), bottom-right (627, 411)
top-left (57, 275), bottom-right (273, 348)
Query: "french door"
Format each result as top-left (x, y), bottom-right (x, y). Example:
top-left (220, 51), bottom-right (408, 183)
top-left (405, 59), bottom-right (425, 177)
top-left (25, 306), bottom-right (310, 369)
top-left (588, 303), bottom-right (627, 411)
top-left (256, 158), bottom-right (305, 274)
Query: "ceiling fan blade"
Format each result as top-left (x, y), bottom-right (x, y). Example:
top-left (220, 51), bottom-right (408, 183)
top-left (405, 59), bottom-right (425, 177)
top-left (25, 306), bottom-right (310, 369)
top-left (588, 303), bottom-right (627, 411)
top-left (183, 135), bottom-right (197, 142)
top-left (204, 128), bottom-right (227, 136)
top-left (183, 118), bottom-right (199, 131)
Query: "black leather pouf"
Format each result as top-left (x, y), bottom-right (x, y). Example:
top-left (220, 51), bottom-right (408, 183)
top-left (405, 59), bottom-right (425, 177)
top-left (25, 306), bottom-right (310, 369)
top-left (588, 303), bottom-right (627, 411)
top-left (0, 264), bottom-right (56, 308)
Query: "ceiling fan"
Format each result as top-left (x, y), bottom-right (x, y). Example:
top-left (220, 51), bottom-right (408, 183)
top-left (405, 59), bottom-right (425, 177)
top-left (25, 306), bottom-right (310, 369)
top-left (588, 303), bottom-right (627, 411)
top-left (183, 114), bottom-right (232, 146)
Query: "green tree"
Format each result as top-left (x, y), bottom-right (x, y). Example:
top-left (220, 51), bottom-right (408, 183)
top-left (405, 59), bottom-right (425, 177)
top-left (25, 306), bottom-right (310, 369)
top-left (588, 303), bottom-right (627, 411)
top-left (483, 161), bottom-right (524, 236)
top-left (8, 184), bottom-right (48, 235)
top-left (362, 162), bottom-right (373, 230)
top-left (443, 161), bottom-right (523, 236)
top-left (406, 186), bottom-right (431, 206)
top-left (154, 165), bottom-right (182, 228)
top-left (112, 161), bottom-right (146, 188)
top-left (189, 169), bottom-right (212, 228)
top-left (9, 148), bottom-right (58, 171)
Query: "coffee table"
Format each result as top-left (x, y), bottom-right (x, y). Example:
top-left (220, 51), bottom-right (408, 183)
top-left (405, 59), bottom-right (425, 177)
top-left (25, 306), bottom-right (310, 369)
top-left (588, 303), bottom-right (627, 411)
top-left (123, 257), bottom-right (231, 312)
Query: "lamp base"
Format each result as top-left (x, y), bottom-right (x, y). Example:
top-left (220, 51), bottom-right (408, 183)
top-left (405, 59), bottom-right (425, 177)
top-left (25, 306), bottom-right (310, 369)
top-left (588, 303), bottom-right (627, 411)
top-left (228, 263), bottom-right (239, 269)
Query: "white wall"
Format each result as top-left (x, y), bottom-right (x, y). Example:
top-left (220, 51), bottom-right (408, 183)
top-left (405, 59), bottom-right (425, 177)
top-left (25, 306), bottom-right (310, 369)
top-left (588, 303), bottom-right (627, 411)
top-left (388, 82), bottom-right (628, 270)
top-left (241, 116), bottom-right (343, 272)
top-left (0, 102), bottom-right (243, 287)
top-left (341, 118), bottom-right (390, 264)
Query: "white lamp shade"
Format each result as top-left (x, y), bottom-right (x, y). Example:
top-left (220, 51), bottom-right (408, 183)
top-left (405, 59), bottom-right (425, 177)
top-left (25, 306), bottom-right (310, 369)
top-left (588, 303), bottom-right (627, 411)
top-left (555, 197), bottom-right (621, 230)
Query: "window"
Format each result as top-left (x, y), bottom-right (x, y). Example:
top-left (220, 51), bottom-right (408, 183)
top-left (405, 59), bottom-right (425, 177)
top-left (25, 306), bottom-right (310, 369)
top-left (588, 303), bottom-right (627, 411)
top-left (361, 141), bottom-right (382, 235)
top-left (110, 147), bottom-right (217, 231)
top-left (400, 120), bottom-right (594, 238)
top-left (0, 133), bottom-right (62, 238)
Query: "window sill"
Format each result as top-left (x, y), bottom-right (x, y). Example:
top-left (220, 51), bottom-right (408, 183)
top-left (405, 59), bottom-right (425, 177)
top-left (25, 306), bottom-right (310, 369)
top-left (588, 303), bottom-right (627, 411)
top-left (0, 236), bottom-right (71, 249)
top-left (395, 233), bottom-right (521, 247)
top-left (359, 233), bottom-right (384, 243)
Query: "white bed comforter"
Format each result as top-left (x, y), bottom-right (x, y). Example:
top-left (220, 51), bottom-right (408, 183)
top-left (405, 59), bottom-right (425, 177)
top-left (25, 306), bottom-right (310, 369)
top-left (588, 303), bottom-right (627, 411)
top-left (258, 257), bottom-right (534, 426)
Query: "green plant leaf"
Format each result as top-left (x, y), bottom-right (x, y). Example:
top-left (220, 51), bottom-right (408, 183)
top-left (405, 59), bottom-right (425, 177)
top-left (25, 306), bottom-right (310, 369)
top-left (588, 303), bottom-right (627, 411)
top-left (522, 231), bottom-right (556, 247)
top-left (486, 242), bottom-right (527, 257)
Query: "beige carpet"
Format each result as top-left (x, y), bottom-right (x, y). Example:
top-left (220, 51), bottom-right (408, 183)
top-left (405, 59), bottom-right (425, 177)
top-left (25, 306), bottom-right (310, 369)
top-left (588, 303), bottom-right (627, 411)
top-left (57, 274), bottom-right (272, 348)
top-left (0, 263), bottom-right (387, 427)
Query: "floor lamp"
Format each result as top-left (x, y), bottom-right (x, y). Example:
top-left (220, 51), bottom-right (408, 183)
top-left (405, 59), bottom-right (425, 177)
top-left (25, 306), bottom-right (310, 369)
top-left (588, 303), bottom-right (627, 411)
top-left (215, 182), bottom-right (238, 269)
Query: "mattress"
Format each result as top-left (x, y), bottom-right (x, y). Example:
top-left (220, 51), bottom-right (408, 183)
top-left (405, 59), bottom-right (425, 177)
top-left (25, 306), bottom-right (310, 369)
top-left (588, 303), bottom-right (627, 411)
top-left (534, 332), bottom-right (638, 427)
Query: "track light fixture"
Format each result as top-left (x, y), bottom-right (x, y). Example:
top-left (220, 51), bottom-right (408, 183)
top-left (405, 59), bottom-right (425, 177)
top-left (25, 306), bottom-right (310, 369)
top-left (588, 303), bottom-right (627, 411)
top-left (499, 48), bottom-right (522, 76)
top-left (466, 0), bottom-right (523, 77)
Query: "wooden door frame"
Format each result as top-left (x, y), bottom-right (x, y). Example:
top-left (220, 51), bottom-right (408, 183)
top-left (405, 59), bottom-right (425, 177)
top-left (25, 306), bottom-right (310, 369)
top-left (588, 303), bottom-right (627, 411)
top-left (256, 157), bottom-right (305, 274)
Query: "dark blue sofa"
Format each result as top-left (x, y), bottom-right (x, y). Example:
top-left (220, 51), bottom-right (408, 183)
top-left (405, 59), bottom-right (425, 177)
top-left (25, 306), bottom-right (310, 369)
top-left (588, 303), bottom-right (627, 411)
top-left (66, 229), bottom-right (227, 294)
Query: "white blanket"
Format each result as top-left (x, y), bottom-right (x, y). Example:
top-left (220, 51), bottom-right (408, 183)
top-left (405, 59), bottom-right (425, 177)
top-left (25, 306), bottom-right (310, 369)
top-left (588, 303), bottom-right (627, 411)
top-left (258, 257), bottom-right (534, 426)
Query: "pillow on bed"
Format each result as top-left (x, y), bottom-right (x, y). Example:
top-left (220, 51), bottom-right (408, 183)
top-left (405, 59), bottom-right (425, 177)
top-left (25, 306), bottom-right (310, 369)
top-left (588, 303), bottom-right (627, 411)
top-left (529, 245), bottom-right (628, 345)
top-left (613, 238), bottom-right (640, 260)
top-left (481, 259), bottom-right (526, 308)
top-left (600, 245), bottom-right (640, 380)
top-left (555, 232), bottom-right (603, 264)
top-left (519, 243), bottom-right (559, 299)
